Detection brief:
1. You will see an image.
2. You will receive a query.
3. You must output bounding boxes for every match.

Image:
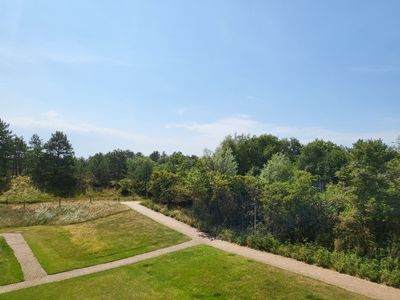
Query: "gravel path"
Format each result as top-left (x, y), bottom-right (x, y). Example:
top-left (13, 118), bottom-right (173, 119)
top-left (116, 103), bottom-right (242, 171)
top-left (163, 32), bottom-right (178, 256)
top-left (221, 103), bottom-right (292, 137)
top-left (122, 201), bottom-right (400, 300)
top-left (0, 239), bottom-right (198, 294)
top-left (1, 233), bottom-right (47, 281)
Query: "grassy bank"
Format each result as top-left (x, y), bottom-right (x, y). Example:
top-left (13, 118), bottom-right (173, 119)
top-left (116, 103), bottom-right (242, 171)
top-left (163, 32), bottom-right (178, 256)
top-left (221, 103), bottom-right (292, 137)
top-left (0, 200), bottom-right (189, 274)
top-left (15, 209), bottom-right (188, 274)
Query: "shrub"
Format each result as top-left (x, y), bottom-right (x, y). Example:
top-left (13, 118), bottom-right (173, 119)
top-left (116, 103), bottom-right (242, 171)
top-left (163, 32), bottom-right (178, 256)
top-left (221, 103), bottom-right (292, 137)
top-left (275, 244), bottom-right (292, 257)
top-left (331, 252), bottom-right (361, 275)
top-left (358, 259), bottom-right (381, 282)
top-left (381, 269), bottom-right (400, 287)
top-left (116, 179), bottom-right (134, 196)
top-left (217, 229), bottom-right (235, 242)
top-left (293, 244), bottom-right (315, 263)
top-left (246, 234), bottom-right (279, 252)
top-left (313, 247), bottom-right (332, 268)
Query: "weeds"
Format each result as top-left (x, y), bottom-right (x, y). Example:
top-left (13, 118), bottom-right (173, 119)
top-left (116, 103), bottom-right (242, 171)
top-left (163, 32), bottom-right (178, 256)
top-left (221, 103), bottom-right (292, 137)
top-left (0, 201), bottom-right (129, 228)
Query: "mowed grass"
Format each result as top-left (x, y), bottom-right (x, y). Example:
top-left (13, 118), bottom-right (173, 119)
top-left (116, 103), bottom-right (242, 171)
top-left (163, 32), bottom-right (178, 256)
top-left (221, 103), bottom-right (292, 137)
top-left (8, 209), bottom-right (189, 274)
top-left (0, 237), bottom-right (23, 286)
top-left (0, 245), bottom-right (368, 300)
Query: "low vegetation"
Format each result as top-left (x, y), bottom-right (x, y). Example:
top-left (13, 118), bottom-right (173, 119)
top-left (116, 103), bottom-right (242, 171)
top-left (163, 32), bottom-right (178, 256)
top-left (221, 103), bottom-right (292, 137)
top-left (0, 237), bottom-right (23, 286)
top-left (0, 201), bottom-right (130, 228)
top-left (0, 245), bottom-right (367, 299)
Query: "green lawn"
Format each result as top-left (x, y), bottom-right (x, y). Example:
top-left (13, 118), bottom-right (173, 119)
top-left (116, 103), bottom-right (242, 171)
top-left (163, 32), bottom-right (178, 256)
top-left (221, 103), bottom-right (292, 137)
top-left (10, 210), bottom-right (189, 274)
top-left (0, 245), bottom-right (368, 299)
top-left (0, 237), bottom-right (23, 286)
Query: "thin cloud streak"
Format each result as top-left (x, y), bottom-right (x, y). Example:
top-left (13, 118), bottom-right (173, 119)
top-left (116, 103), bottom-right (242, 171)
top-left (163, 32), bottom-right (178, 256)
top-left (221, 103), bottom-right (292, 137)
top-left (8, 112), bottom-right (160, 146)
top-left (6, 113), bottom-right (399, 156)
top-left (167, 116), bottom-right (399, 150)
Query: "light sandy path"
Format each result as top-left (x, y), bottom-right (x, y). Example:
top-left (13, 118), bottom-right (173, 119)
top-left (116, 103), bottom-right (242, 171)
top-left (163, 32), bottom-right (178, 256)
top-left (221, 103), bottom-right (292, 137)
top-left (122, 201), bottom-right (400, 300)
top-left (1, 233), bottom-right (47, 281)
top-left (0, 239), bottom-right (198, 294)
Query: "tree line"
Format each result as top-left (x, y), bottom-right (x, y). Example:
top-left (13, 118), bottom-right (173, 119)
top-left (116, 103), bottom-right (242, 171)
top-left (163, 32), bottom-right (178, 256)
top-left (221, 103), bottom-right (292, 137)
top-left (1, 118), bottom-right (399, 285)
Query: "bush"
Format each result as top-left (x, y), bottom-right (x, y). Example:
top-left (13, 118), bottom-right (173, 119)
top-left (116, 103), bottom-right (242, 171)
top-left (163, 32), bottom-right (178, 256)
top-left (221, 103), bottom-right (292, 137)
top-left (331, 252), bottom-right (360, 275)
top-left (217, 229), bottom-right (235, 242)
top-left (313, 247), bottom-right (332, 268)
top-left (381, 269), bottom-right (400, 287)
top-left (233, 233), bottom-right (248, 246)
top-left (116, 179), bottom-right (134, 196)
top-left (358, 259), bottom-right (381, 282)
top-left (246, 234), bottom-right (279, 252)
top-left (291, 244), bottom-right (315, 263)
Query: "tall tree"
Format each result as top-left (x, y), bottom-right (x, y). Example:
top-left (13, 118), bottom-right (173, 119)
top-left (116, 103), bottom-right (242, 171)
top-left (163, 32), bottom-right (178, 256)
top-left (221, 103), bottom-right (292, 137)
top-left (10, 136), bottom-right (27, 176)
top-left (149, 150), bottom-right (161, 162)
top-left (27, 134), bottom-right (44, 188)
top-left (43, 131), bottom-right (76, 200)
top-left (127, 156), bottom-right (154, 197)
top-left (262, 170), bottom-right (334, 245)
top-left (260, 153), bottom-right (293, 184)
top-left (221, 134), bottom-right (301, 175)
top-left (106, 149), bottom-right (133, 181)
top-left (336, 139), bottom-right (398, 252)
top-left (297, 139), bottom-right (348, 190)
top-left (210, 147), bottom-right (238, 176)
top-left (88, 153), bottom-right (111, 188)
top-left (0, 119), bottom-right (13, 191)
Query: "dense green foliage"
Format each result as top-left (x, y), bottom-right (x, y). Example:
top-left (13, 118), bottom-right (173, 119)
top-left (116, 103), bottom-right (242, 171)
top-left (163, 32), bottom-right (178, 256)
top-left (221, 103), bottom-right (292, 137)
top-left (0, 246), bottom-right (365, 299)
top-left (0, 118), bottom-right (399, 286)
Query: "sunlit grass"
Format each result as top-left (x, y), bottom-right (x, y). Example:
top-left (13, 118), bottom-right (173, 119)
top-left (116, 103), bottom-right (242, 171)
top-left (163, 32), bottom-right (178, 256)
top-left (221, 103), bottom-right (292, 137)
top-left (11, 209), bottom-right (189, 274)
top-left (0, 245), bottom-right (367, 299)
top-left (0, 237), bottom-right (23, 286)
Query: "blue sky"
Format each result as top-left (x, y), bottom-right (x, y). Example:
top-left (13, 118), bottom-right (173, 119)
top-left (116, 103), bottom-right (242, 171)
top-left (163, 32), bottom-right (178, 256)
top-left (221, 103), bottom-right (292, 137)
top-left (1, 0), bottom-right (399, 157)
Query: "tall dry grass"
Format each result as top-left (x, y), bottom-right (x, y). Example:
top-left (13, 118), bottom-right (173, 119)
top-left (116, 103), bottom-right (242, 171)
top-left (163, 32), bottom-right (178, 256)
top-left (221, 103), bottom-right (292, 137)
top-left (0, 200), bottom-right (129, 228)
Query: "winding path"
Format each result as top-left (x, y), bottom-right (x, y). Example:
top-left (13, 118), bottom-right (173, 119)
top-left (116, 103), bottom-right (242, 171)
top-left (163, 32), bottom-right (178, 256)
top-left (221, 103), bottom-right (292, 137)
top-left (122, 201), bottom-right (400, 300)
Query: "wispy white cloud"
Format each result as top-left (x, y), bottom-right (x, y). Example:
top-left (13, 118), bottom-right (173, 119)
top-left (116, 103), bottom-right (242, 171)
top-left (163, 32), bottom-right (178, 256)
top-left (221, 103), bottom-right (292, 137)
top-left (6, 112), bottom-right (399, 156)
top-left (166, 115), bottom-right (399, 150)
top-left (8, 111), bottom-right (159, 146)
